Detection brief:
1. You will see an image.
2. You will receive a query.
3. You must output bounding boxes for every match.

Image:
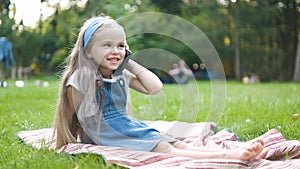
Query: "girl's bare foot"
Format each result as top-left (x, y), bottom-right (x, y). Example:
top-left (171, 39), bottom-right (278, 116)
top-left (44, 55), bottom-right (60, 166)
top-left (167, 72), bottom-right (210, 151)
top-left (246, 138), bottom-right (265, 147)
top-left (226, 140), bottom-right (264, 160)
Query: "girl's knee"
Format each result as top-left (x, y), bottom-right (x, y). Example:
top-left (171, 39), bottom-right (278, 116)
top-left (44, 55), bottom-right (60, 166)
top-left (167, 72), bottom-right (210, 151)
top-left (151, 141), bottom-right (174, 153)
top-left (172, 141), bottom-right (190, 149)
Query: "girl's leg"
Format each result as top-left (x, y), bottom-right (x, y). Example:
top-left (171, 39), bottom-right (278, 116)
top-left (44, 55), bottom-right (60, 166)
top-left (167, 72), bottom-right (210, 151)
top-left (173, 138), bottom-right (264, 152)
top-left (174, 139), bottom-right (264, 160)
top-left (151, 140), bottom-right (264, 161)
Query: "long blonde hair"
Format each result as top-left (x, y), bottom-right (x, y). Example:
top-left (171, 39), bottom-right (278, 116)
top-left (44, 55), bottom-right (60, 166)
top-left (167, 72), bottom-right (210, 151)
top-left (53, 16), bottom-right (119, 149)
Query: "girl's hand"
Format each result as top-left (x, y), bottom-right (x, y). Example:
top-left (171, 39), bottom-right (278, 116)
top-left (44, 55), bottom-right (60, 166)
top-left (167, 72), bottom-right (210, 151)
top-left (127, 59), bottom-right (163, 95)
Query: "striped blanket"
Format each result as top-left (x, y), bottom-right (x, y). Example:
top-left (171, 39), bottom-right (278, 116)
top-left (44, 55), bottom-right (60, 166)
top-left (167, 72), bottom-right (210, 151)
top-left (17, 121), bottom-right (300, 169)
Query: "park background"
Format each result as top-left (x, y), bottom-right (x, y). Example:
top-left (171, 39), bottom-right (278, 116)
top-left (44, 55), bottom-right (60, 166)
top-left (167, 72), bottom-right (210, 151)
top-left (0, 0), bottom-right (300, 168)
top-left (0, 0), bottom-right (300, 81)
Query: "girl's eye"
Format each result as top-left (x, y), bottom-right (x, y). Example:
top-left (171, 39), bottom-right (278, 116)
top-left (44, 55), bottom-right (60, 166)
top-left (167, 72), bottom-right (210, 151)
top-left (103, 44), bottom-right (111, 47)
top-left (118, 44), bottom-right (125, 48)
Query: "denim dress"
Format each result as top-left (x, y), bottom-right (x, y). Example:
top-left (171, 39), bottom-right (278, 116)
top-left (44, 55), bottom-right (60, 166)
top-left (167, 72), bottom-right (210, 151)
top-left (78, 74), bottom-right (177, 152)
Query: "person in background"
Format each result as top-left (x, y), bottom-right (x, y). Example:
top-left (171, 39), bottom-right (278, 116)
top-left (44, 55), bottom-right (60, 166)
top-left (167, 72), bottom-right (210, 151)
top-left (168, 60), bottom-right (194, 84)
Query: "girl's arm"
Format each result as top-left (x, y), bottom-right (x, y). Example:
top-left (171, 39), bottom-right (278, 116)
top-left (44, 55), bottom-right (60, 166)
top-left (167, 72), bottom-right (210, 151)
top-left (126, 59), bottom-right (163, 95)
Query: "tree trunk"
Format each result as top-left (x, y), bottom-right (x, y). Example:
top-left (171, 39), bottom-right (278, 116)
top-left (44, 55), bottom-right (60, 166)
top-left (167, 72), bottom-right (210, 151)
top-left (293, 37), bottom-right (300, 82)
top-left (282, 0), bottom-right (298, 81)
top-left (234, 2), bottom-right (240, 81)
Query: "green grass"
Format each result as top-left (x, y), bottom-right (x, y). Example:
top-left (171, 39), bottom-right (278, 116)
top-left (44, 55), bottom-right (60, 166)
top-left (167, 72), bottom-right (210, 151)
top-left (0, 78), bottom-right (299, 168)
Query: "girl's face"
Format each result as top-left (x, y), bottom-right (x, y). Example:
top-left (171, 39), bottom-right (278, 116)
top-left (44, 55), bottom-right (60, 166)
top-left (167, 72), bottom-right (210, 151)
top-left (88, 25), bottom-right (126, 78)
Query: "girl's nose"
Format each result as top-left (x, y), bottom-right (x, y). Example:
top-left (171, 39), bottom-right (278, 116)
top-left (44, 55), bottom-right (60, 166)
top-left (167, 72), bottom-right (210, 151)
top-left (111, 46), bottom-right (119, 54)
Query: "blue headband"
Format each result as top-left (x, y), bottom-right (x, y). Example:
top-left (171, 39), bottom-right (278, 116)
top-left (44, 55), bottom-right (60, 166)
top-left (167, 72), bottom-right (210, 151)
top-left (83, 19), bottom-right (105, 48)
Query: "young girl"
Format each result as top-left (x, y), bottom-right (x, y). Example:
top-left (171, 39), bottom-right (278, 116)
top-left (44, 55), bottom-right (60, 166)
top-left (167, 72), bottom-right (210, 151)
top-left (53, 16), bottom-right (264, 160)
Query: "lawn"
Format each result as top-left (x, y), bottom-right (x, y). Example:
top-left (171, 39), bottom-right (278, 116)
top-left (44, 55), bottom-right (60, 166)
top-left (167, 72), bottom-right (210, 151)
top-left (0, 78), bottom-right (299, 168)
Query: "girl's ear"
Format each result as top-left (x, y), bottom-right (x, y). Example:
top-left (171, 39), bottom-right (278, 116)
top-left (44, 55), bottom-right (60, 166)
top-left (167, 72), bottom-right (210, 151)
top-left (85, 47), bottom-right (92, 58)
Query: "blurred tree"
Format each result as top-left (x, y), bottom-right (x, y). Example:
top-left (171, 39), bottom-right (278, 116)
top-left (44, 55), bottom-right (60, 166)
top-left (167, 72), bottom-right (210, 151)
top-left (179, 0), bottom-right (299, 81)
top-left (277, 0), bottom-right (299, 80)
top-left (3, 0), bottom-right (299, 81)
top-left (150, 0), bottom-right (183, 14)
top-left (36, 0), bottom-right (87, 73)
top-left (84, 0), bottom-right (139, 18)
top-left (0, 14), bottom-right (15, 39)
top-left (0, 0), bottom-right (10, 13)
top-left (13, 29), bottom-right (42, 67)
top-left (0, 0), bottom-right (15, 40)
top-left (181, 0), bottom-right (234, 77)
top-left (49, 48), bottom-right (68, 74)
top-left (228, 0), bottom-right (299, 81)
top-left (294, 37), bottom-right (300, 81)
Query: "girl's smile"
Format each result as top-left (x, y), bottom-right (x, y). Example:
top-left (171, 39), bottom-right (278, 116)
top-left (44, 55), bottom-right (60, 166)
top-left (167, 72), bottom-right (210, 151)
top-left (108, 57), bottom-right (120, 64)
